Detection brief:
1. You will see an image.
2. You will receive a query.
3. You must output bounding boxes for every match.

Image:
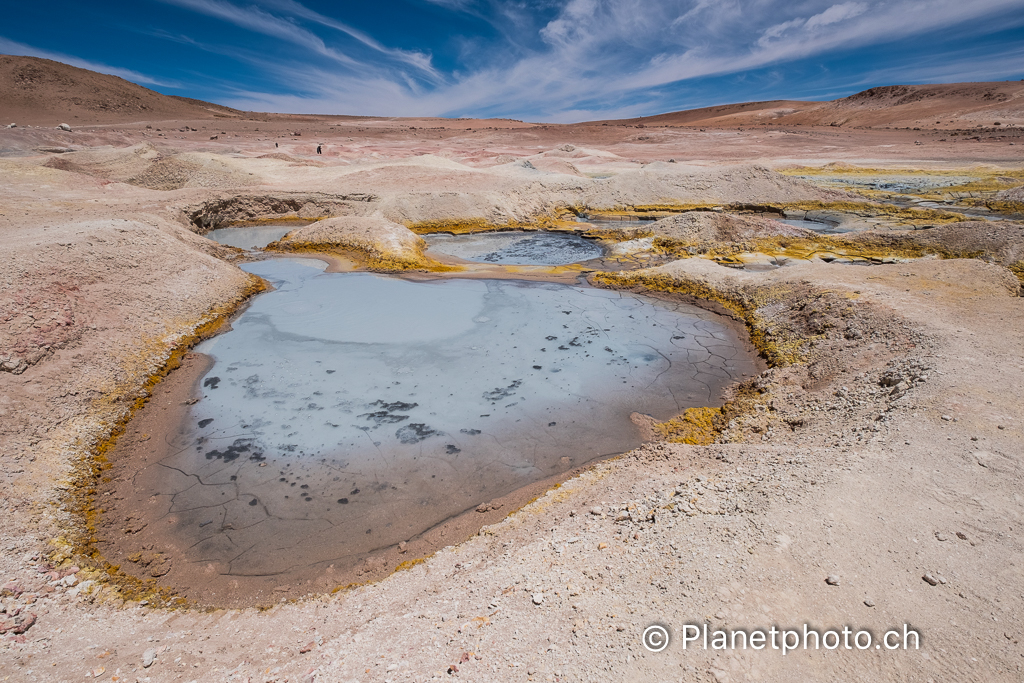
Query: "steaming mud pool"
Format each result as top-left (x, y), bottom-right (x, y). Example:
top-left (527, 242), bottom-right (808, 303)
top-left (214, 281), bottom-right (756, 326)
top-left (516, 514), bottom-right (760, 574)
top-left (423, 230), bottom-right (603, 265)
top-left (101, 258), bottom-right (760, 604)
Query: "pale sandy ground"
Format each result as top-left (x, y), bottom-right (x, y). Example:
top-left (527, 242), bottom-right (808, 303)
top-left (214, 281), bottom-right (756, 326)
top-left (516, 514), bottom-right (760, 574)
top-left (1, 119), bottom-right (1023, 683)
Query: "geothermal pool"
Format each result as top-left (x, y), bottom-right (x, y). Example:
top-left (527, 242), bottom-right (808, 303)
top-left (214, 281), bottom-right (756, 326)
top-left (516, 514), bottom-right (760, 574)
top-left (117, 258), bottom-right (759, 590)
top-left (779, 217), bottom-right (845, 234)
top-left (206, 225), bottom-right (296, 249)
top-left (423, 230), bottom-right (604, 265)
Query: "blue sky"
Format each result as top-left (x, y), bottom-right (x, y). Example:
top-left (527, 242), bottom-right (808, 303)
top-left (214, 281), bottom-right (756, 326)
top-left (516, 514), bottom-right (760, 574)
top-left (2, 0), bottom-right (1024, 122)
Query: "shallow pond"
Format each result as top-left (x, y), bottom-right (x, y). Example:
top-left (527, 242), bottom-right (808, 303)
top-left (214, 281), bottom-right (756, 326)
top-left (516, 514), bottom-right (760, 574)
top-left (779, 218), bottom-right (846, 234)
top-left (124, 259), bottom-right (759, 585)
top-left (423, 230), bottom-right (604, 265)
top-left (206, 225), bottom-right (296, 250)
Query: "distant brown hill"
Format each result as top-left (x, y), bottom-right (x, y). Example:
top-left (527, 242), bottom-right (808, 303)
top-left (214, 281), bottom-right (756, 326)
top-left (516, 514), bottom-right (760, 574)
top-left (599, 81), bottom-right (1024, 130)
top-left (0, 55), bottom-right (243, 125)
top-left (2, 54), bottom-right (1023, 130)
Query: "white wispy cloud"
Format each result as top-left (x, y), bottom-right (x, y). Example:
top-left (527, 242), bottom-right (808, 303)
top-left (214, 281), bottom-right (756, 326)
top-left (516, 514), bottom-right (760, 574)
top-left (0, 36), bottom-right (180, 88)
top-left (60, 0), bottom-right (1024, 120)
top-left (261, 0), bottom-right (441, 78)
top-left (162, 0), bottom-right (361, 68)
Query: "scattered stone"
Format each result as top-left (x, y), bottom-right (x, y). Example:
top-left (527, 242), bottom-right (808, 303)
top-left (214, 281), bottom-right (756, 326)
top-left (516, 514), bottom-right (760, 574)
top-left (56, 123), bottom-right (72, 131)
top-left (398, 541), bottom-right (408, 553)
top-left (597, 542), bottom-right (608, 550)
top-left (532, 593), bottom-right (544, 605)
top-left (300, 641), bottom-right (314, 654)
top-left (826, 575), bottom-right (840, 586)
top-left (922, 573), bottom-right (939, 586)
top-left (864, 598), bottom-right (875, 607)
top-left (956, 532), bottom-right (968, 540)
top-left (935, 531), bottom-right (949, 541)
top-left (476, 502), bottom-right (501, 513)
top-left (589, 507), bottom-right (602, 516)
top-left (142, 648), bottom-right (157, 668)
top-left (941, 415), bottom-right (952, 421)
top-left (0, 581), bottom-right (25, 597)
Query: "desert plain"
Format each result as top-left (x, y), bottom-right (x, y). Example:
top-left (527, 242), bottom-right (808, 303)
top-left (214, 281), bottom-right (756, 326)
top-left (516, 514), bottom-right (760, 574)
top-left (1, 56), bottom-right (1024, 682)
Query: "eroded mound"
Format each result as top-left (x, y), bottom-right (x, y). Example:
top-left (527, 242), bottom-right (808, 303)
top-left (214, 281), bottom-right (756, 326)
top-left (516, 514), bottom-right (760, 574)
top-left (126, 154), bottom-right (259, 191)
top-left (38, 143), bottom-right (160, 182)
top-left (270, 215), bottom-right (439, 270)
top-left (607, 211), bottom-right (815, 241)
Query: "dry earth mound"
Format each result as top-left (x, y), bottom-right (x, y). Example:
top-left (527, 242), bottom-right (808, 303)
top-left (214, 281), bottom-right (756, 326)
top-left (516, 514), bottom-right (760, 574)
top-left (646, 212), bottom-right (812, 241)
top-left (602, 211), bottom-right (815, 257)
top-left (38, 145), bottom-right (260, 190)
top-left (0, 217), bottom-right (257, 493)
top-left (125, 153), bottom-right (260, 191)
top-left (589, 164), bottom-right (858, 208)
top-left (0, 55), bottom-right (243, 125)
top-left (40, 143), bottom-right (161, 182)
top-left (270, 216), bottom-right (438, 270)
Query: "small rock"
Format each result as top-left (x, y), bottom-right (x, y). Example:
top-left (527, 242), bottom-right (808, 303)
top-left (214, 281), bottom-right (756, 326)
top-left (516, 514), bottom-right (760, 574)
top-left (597, 542), bottom-right (608, 550)
top-left (998, 425), bottom-right (1005, 430)
top-left (398, 541), bottom-right (408, 554)
top-left (532, 593), bottom-right (544, 605)
top-left (0, 581), bottom-right (25, 597)
top-left (57, 123), bottom-right (72, 131)
top-left (864, 598), bottom-right (875, 607)
top-left (825, 575), bottom-right (840, 586)
top-left (935, 532), bottom-right (949, 542)
top-left (922, 573), bottom-right (939, 586)
top-left (143, 648), bottom-right (157, 668)
top-left (299, 641), bottom-right (314, 654)
top-left (12, 613), bottom-right (36, 635)
top-left (941, 415), bottom-right (952, 421)
top-left (956, 532), bottom-right (968, 540)
top-left (589, 507), bottom-right (602, 516)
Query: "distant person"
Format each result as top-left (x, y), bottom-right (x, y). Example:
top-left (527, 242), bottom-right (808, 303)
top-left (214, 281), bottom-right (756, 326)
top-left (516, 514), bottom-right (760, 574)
top-left (316, 144), bottom-right (322, 155)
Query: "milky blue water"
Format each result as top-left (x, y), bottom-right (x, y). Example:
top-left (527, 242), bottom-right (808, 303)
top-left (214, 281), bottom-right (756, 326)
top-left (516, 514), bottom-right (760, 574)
top-left (206, 225), bottom-right (296, 249)
top-left (141, 258), bottom-right (758, 576)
